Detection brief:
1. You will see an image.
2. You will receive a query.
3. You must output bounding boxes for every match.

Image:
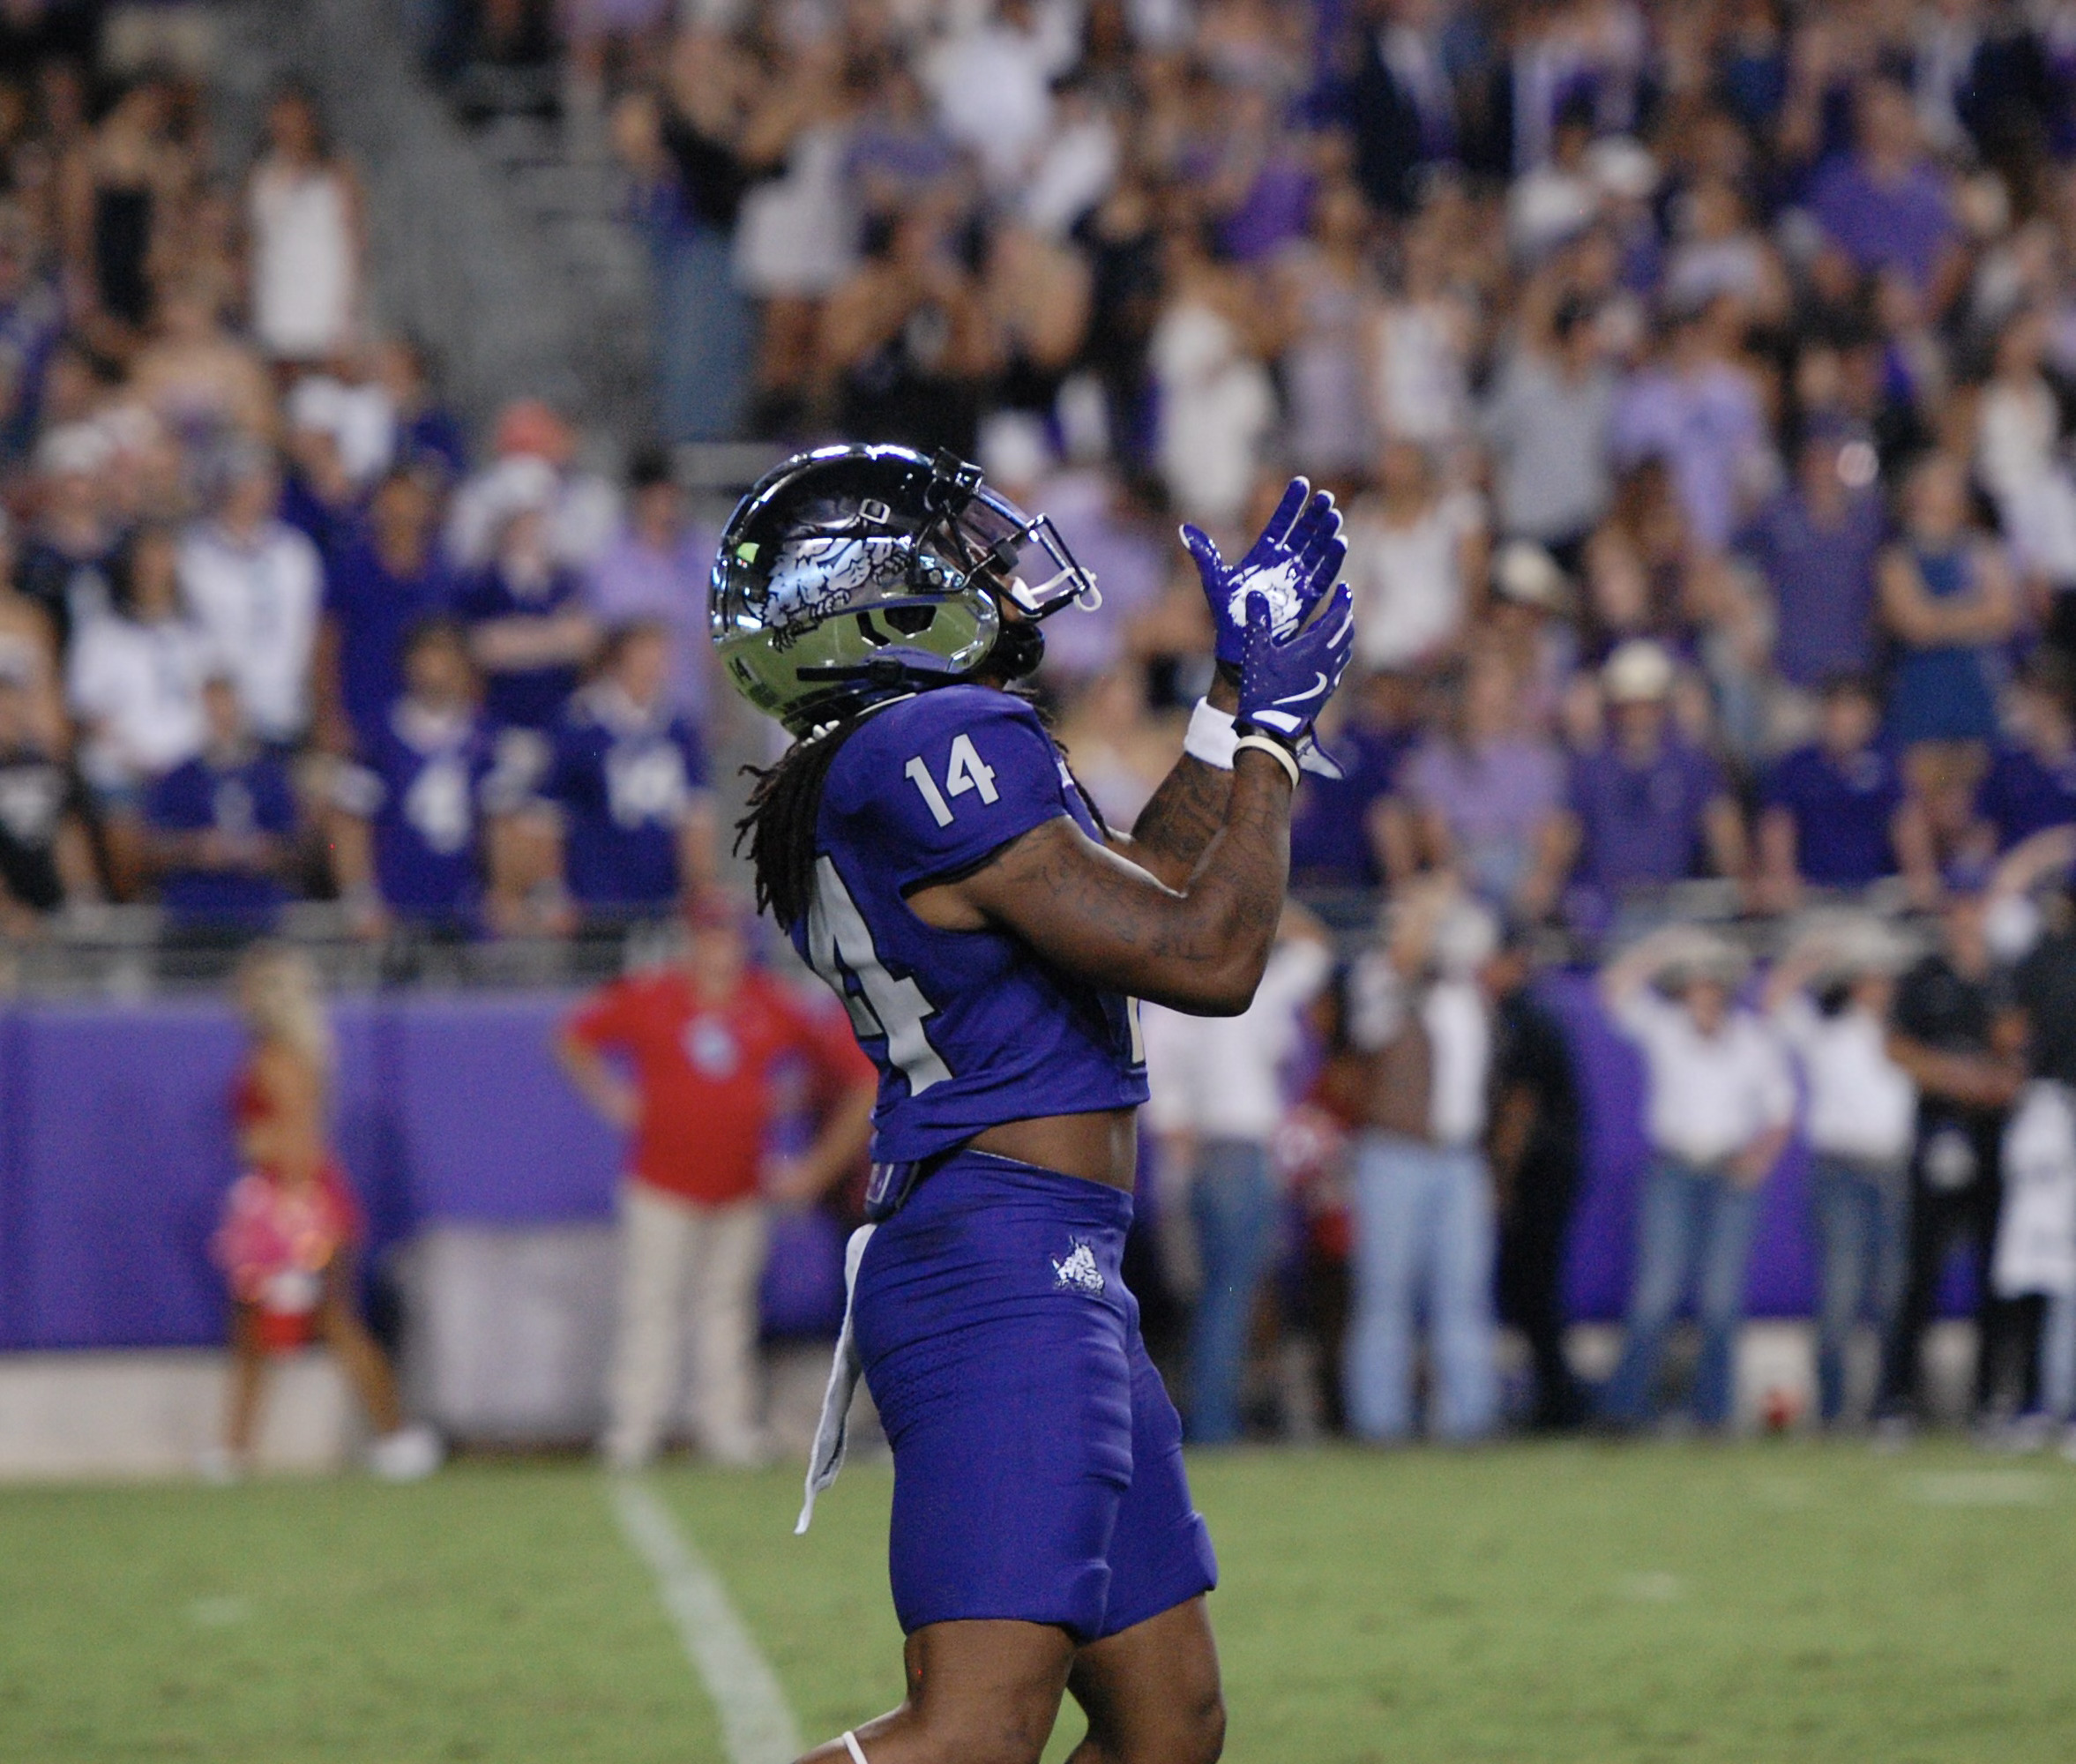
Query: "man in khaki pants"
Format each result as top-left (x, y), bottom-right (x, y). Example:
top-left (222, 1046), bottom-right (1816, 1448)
top-left (558, 889), bottom-right (876, 1468)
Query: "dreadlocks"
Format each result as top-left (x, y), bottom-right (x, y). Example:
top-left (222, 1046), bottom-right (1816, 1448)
top-left (736, 680), bottom-right (1080, 935)
top-left (735, 703), bottom-right (882, 931)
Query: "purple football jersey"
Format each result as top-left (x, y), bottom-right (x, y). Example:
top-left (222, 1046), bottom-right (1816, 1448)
top-left (794, 684), bottom-right (1148, 1163)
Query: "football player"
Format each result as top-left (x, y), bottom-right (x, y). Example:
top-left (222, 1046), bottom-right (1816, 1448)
top-left (717, 445), bottom-right (1352, 1764)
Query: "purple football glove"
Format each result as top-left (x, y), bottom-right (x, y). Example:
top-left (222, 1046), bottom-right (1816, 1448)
top-left (1236, 579), bottom-right (1356, 753)
top-left (1180, 478), bottom-right (1345, 670)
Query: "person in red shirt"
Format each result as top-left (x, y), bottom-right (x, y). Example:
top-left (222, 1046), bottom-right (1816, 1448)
top-left (557, 886), bottom-right (876, 1469)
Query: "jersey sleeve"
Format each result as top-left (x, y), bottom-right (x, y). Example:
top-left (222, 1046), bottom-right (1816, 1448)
top-left (839, 690), bottom-right (1073, 893)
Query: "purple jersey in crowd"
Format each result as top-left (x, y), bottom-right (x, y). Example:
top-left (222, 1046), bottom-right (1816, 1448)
top-left (797, 685), bottom-right (1148, 1164)
top-left (541, 686), bottom-right (708, 911)
top-left (325, 527), bottom-right (458, 755)
top-left (1977, 743), bottom-right (2076, 850)
top-left (343, 703), bottom-right (497, 923)
top-left (1761, 741), bottom-right (1902, 887)
top-left (144, 750), bottom-right (297, 923)
top-left (1567, 736), bottom-right (1724, 896)
top-left (457, 563), bottom-right (587, 731)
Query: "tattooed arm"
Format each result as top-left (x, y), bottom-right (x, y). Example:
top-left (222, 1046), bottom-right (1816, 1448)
top-left (1109, 674), bottom-right (1238, 889)
top-left (907, 744), bottom-right (1293, 1016)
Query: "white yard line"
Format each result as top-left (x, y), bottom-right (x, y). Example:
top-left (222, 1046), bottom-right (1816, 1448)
top-left (608, 1476), bottom-right (805, 1764)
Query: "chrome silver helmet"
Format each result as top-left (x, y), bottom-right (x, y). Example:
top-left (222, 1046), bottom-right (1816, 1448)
top-left (710, 444), bottom-right (1099, 737)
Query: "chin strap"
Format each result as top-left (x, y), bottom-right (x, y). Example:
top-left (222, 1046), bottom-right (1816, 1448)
top-left (840, 1732), bottom-right (869, 1764)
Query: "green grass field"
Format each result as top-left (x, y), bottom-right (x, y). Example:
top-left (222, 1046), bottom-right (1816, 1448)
top-left (4, 1443), bottom-right (2073, 1763)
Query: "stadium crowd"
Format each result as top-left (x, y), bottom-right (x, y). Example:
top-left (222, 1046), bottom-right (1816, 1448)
top-left (4, 1), bottom-right (2076, 1449)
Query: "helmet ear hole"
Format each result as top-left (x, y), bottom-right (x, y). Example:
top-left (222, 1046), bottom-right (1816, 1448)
top-left (885, 605), bottom-right (936, 636)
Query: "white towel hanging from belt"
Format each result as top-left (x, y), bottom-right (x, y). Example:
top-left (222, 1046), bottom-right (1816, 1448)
top-left (796, 1223), bottom-right (877, 1535)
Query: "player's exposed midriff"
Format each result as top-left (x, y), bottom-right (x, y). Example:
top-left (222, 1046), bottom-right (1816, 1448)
top-left (969, 1105), bottom-right (1139, 1190)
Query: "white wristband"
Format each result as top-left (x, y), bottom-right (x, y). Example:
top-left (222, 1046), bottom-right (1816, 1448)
top-left (1234, 732), bottom-right (1301, 788)
top-left (1184, 697), bottom-right (1237, 769)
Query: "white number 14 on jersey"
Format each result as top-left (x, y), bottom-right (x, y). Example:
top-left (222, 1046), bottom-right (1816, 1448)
top-left (905, 734), bottom-right (999, 828)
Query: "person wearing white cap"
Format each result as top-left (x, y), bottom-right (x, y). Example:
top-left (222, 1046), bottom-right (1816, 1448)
top-left (1524, 638), bottom-right (1746, 926)
top-left (1598, 925), bottom-right (1794, 1431)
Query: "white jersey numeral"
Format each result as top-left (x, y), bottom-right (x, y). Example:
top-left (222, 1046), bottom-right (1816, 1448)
top-left (904, 755), bottom-right (954, 827)
top-left (1125, 996), bottom-right (1146, 1065)
top-left (905, 733), bottom-right (1000, 827)
top-left (807, 856), bottom-right (951, 1094)
top-left (945, 733), bottom-right (999, 804)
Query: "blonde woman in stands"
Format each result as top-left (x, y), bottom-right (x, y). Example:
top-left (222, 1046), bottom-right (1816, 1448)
top-left (204, 946), bottom-right (440, 1483)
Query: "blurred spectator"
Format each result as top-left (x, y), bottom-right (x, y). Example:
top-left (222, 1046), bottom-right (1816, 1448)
top-left (1808, 75), bottom-right (1963, 306)
top-left (19, 422), bottom-right (121, 653)
top-left (733, 38), bottom-right (863, 430)
top-left (1736, 419), bottom-right (1887, 704)
top-left (317, 465), bottom-right (457, 758)
top-left (1879, 452), bottom-right (2018, 751)
top-left (1143, 907), bottom-right (1331, 1445)
top-left (66, 523), bottom-right (210, 895)
top-left (370, 335), bottom-right (467, 482)
top-left (1975, 307), bottom-right (2076, 632)
top-left (1387, 648), bottom-right (1565, 916)
top-left (1341, 883), bottom-right (1502, 1443)
top-left (1756, 673), bottom-right (1932, 909)
top-left (1598, 928), bottom-right (1794, 1432)
top-left (245, 83), bottom-right (363, 367)
top-left (923, 0), bottom-right (1079, 198)
top-left (1273, 179), bottom-right (1378, 483)
top-left (1766, 919), bottom-right (1918, 1428)
top-left (585, 446), bottom-right (713, 726)
top-left (1976, 654), bottom-right (2076, 853)
top-left (1876, 878), bottom-right (2027, 1433)
top-left (1149, 222), bottom-right (1276, 527)
top-left (330, 620), bottom-right (498, 940)
top-left (556, 889), bottom-right (876, 1469)
top-left (131, 278), bottom-right (279, 444)
top-left (1344, 438), bottom-right (1486, 674)
top-left (1537, 639), bottom-right (1747, 924)
top-left (177, 447), bottom-right (323, 749)
top-left (60, 78), bottom-right (189, 354)
top-left (1481, 290), bottom-right (1616, 564)
top-left (535, 620), bottom-right (713, 923)
top-left (1372, 212), bottom-right (1476, 458)
top-left (823, 207), bottom-right (996, 460)
top-left (447, 400), bottom-right (617, 572)
top-left (209, 946), bottom-right (439, 1483)
top-left (0, 200), bottom-right (64, 467)
top-left (1350, 0), bottom-right (1460, 218)
top-left (142, 676), bottom-right (298, 936)
top-left (982, 220), bottom-right (1092, 419)
top-left (1289, 668), bottom-right (1421, 892)
top-left (1486, 924), bottom-right (1586, 1430)
top-left (0, 653), bottom-right (92, 935)
top-left (1051, 665), bottom-right (1176, 833)
top-left (611, 62), bottom-right (756, 444)
top-left (459, 497), bottom-right (597, 759)
top-left (1609, 301), bottom-right (1773, 556)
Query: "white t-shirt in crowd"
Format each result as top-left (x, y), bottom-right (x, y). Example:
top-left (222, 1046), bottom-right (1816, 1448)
top-left (1612, 988), bottom-right (1794, 1168)
top-left (1772, 995), bottom-right (1917, 1166)
top-left (1345, 489), bottom-right (1483, 671)
top-left (176, 519), bottom-right (323, 745)
top-left (1142, 938), bottom-right (1333, 1147)
top-left (66, 612), bottom-right (216, 787)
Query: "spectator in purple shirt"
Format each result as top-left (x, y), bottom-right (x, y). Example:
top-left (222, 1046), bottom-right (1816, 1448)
top-left (1977, 654), bottom-right (2076, 850)
top-left (1537, 639), bottom-right (1747, 923)
top-left (1736, 418), bottom-right (1886, 693)
top-left (1756, 673), bottom-right (1934, 909)
top-left (1289, 669), bottom-right (1420, 892)
top-left (1807, 75), bottom-right (1963, 306)
top-left (316, 467), bottom-right (456, 757)
top-left (1386, 648), bottom-right (1566, 918)
top-left (584, 446), bottom-right (713, 725)
top-left (1610, 300), bottom-right (1773, 555)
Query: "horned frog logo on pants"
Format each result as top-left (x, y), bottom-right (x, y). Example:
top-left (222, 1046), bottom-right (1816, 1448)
top-left (1051, 1239), bottom-right (1106, 1295)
